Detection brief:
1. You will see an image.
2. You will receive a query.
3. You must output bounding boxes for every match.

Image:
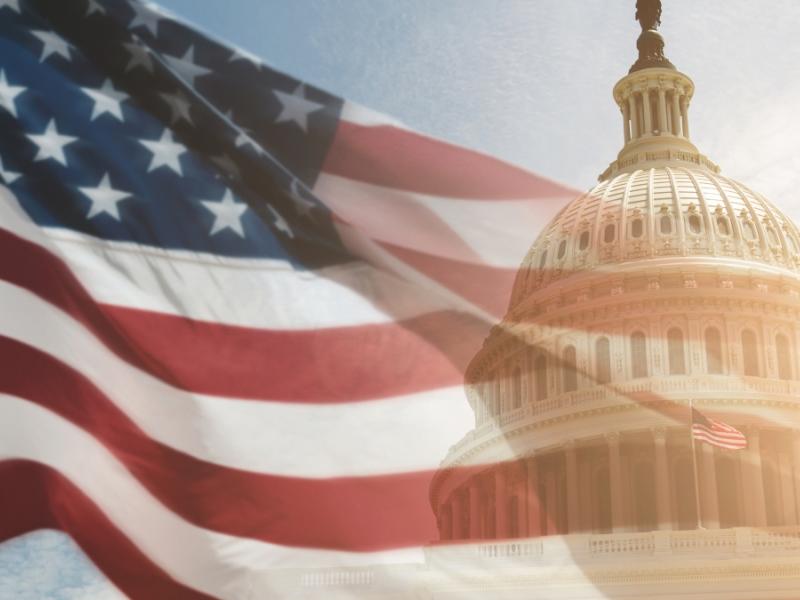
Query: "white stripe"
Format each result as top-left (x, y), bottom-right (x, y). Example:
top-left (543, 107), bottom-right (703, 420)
top-left (314, 172), bottom-right (563, 268)
top-left (0, 184), bottom-right (453, 329)
top-left (0, 395), bottom-right (426, 599)
top-left (0, 281), bottom-right (475, 477)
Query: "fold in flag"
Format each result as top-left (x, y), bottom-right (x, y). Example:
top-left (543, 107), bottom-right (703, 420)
top-left (0, 1), bottom-right (576, 598)
top-left (691, 407), bottom-right (747, 450)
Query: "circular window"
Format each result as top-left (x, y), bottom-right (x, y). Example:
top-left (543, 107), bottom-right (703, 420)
top-left (716, 216), bottom-right (730, 236)
top-left (578, 231), bottom-right (590, 251)
top-left (660, 215), bottom-right (673, 234)
top-left (631, 218), bottom-right (643, 238)
top-left (687, 214), bottom-right (702, 234)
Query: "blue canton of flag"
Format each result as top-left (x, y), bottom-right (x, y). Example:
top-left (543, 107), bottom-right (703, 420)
top-left (0, 0), bottom-right (347, 266)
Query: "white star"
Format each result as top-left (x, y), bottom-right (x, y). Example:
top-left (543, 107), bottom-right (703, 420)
top-left (158, 91), bottom-right (192, 125)
top-left (123, 41), bottom-right (154, 73)
top-left (163, 46), bottom-right (211, 86)
top-left (0, 0), bottom-right (20, 13)
top-left (139, 129), bottom-right (187, 175)
top-left (128, 1), bottom-right (162, 36)
top-left (86, 0), bottom-right (106, 15)
top-left (0, 70), bottom-right (25, 118)
top-left (27, 119), bottom-right (78, 166)
top-left (81, 79), bottom-right (128, 121)
top-left (200, 189), bottom-right (248, 237)
top-left (268, 205), bottom-right (294, 238)
top-left (30, 30), bottom-right (72, 63)
top-left (289, 180), bottom-right (316, 218)
top-left (78, 173), bottom-right (132, 220)
top-left (0, 157), bottom-right (20, 184)
top-left (272, 84), bottom-right (324, 133)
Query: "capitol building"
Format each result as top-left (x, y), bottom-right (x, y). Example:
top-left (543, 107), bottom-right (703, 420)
top-left (285, 4), bottom-right (800, 599)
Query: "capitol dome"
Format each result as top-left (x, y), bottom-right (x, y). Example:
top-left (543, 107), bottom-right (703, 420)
top-left (427, 4), bottom-right (800, 597)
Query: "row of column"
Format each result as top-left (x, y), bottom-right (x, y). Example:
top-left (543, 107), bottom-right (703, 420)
top-left (439, 427), bottom-right (800, 540)
top-left (621, 86), bottom-right (689, 143)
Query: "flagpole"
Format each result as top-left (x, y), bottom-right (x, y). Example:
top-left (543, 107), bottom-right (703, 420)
top-left (689, 398), bottom-right (703, 529)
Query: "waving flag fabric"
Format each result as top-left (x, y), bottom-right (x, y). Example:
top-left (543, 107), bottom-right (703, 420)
top-left (691, 407), bottom-right (748, 450)
top-left (0, 0), bottom-right (576, 597)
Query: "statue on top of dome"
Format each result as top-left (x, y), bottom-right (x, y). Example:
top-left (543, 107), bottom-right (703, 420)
top-left (636, 0), bottom-right (662, 32)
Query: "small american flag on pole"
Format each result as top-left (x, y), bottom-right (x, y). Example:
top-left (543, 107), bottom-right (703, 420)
top-left (691, 407), bottom-right (747, 450)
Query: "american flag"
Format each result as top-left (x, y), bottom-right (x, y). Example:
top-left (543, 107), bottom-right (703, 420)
top-left (691, 407), bottom-right (747, 450)
top-left (0, 0), bottom-right (575, 597)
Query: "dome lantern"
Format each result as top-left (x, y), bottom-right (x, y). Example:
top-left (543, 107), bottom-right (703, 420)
top-left (601, 0), bottom-right (719, 181)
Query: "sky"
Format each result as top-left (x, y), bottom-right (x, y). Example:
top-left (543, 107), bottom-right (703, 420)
top-left (3, 1), bottom-right (800, 598)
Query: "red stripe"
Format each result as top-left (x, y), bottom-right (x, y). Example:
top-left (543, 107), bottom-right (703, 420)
top-left (323, 120), bottom-right (577, 200)
top-left (0, 335), bottom-right (449, 551)
top-left (380, 242), bottom-right (518, 318)
top-left (0, 460), bottom-right (211, 600)
top-left (0, 229), bottom-right (488, 402)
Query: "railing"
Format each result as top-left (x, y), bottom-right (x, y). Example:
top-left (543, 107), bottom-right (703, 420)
top-left (425, 527), bottom-right (800, 567)
top-left (455, 376), bottom-right (800, 456)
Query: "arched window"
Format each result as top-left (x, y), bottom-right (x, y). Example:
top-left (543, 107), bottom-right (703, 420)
top-left (557, 239), bottom-right (567, 259)
top-left (562, 345), bottom-right (577, 392)
top-left (603, 224), bottom-right (616, 243)
top-left (539, 250), bottom-right (548, 269)
top-left (687, 214), bottom-right (702, 234)
top-left (786, 234), bottom-right (799, 253)
top-left (716, 216), bottom-right (731, 236)
top-left (631, 331), bottom-right (648, 378)
top-left (631, 218), bottom-right (644, 238)
top-left (776, 334), bottom-right (793, 380)
top-left (767, 227), bottom-right (780, 246)
top-left (578, 231), bottom-right (590, 250)
top-left (534, 355), bottom-right (548, 401)
top-left (660, 215), bottom-right (673, 234)
top-left (667, 328), bottom-right (686, 375)
top-left (512, 366), bottom-right (523, 409)
top-left (596, 337), bottom-right (611, 384)
top-left (742, 329), bottom-right (759, 376)
top-left (743, 221), bottom-right (757, 240)
top-left (705, 327), bottom-right (723, 374)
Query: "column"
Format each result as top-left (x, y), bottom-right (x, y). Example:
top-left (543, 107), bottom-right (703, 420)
top-left (450, 491), bottom-right (464, 540)
top-left (743, 428), bottom-right (767, 527)
top-left (642, 88), bottom-right (653, 135)
top-left (671, 90), bottom-right (682, 136)
top-left (440, 501), bottom-right (452, 540)
top-left (607, 432), bottom-right (625, 532)
top-left (526, 456), bottom-right (542, 537)
top-left (701, 444), bottom-right (720, 528)
top-left (653, 428), bottom-right (673, 530)
top-left (793, 432), bottom-right (800, 521)
top-left (469, 482), bottom-right (481, 539)
top-left (680, 96), bottom-right (690, 139)
top-left (778, 448), bottom-right (797, 526)
top-left (621, 102), bottom-right (631, 144)
top-left (545, 471), bottom-right (559, 534)
top-left (628, 94), bottom-right (639, 139)
top-left (657, 87), bottom-right (668, 134)
top-left (495, 466), bottom-right (509, 539)
top-left (515, 485), bottom-right (526, 538)
top-left (565, 441), bottom-right (580, 533)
